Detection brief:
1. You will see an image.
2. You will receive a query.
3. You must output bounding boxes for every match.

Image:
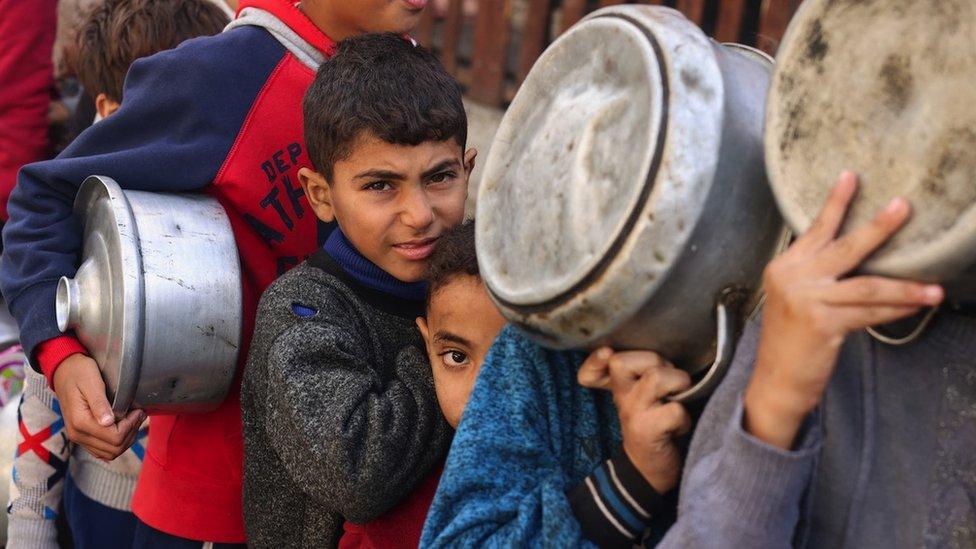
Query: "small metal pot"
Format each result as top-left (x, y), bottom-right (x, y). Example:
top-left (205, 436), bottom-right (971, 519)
top-left (476, 6), bottom-right (785, 402)
top-left (57, 176), bottom-right (242, 415)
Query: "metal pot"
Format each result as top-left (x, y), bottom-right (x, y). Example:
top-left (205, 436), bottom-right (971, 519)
top-left (765, 0), bottom-right (976, 299)
top-left (56, 176), bottom-right (242, 415)
top-left (476, 5), bottom-right (785, 402)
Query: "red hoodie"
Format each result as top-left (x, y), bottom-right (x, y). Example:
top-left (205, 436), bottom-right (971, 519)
top-left (15, 0), bottom-right (336, 541)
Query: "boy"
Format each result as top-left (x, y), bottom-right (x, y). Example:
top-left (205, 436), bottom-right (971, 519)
top-left (420, 279), bottom-right (694, 544)
top-left (659, 173), bottom-right (968, 547)
top-left (7, 2), bottom-right (228, 547)
top-left (417, 221), bottom-right (506, 430)
top-left (0, 0), bottom-right (429, 545)
top-left (242, 33), bottom-right (475, 548)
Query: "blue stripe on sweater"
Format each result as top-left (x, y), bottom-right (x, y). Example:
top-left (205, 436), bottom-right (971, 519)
top-left (594, 464), bottom-right (644, 533)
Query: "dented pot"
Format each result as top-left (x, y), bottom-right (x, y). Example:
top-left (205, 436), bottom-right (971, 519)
top-left (765, 0), bottom-right (976, 300)
top-left (57, 176), bottom-right (242, 415)
top-left (476, 6), bottom-right (785, 401)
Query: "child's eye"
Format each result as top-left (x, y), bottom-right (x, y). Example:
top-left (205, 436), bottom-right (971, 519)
top-left (439, 349), bottom-right (470, 369)
top-left (363, 181), bottom-right (393, 192)
top-left (429, 171), bottom-right (457, 184)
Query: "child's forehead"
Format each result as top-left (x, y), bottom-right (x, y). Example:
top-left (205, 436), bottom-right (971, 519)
top-left (347, 131), bottom-right (463, 157)
top-left (428, 276), bottom-right (489, 315)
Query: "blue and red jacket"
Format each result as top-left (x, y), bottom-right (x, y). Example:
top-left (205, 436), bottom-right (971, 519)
top-left (0, 0), bottom-right (336, 541)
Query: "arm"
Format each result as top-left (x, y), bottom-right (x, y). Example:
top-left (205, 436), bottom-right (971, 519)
top-left (7, 369), bottom-right (70, 549)
top-left (0, 28), bottom-right (282, 459)
top-left (658, 319), bottom-right (822, 549)
top-left (0, 29), bottom-right (279, 367)
top-left (263, 321), bottom-right (452, 523)
top-left (421, 327), bottom-right (594, 548)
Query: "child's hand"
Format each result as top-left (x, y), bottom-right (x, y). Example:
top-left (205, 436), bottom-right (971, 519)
top-left (53, 354), bottom-right (146, 460)
top-left (606, 351), bottom-right (692, 494)
top-left (744, 172), bottom-right (944, 449)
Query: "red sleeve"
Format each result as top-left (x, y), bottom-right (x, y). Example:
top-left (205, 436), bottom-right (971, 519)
top-left (35, 335), bottom-right (89, 389)
top-left (0, 0), bottom-right (58, 220)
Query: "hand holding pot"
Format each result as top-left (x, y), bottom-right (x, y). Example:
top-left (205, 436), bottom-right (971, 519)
top-left (586, 349), bottom-right (692, 494)
top-left (53, 354), bottom-right (146, 460)
top-left (744, 172), bottom-right (945, 450)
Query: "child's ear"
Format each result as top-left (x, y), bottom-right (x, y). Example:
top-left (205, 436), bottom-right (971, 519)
top-left (416, 316), bottom-right (432, 352)
top-left (463, 148), bottom-right (478, 180)
top-left (95, 93), bottom-right (120, 119)
top-left (298, 167), bottom-right (335, 223)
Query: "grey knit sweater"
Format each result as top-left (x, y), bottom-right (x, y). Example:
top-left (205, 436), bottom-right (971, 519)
top-left (661, 310), bottom-right (976, 548)
top-left (241, 251), bottom-right (452, 548)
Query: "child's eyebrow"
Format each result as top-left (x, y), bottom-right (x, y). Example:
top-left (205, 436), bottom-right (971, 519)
top-left (354, 169), bottom-right (406, 181)
top-left (422, 159), bottom-right (461, 180)
top-left (433, 331), bottom-right (472, 347)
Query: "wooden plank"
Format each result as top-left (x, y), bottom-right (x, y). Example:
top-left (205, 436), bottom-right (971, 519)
top-left (674, 0), bottom-right (707, 25)
top-left (469, 0), bottom-right (511, 106)
top-left (559, 0), bottom-right (587, 34)
top-left (416, 8), bottom-right (436, 48)
top-left (516, 0), bottom-right (552, 84)
top-left (757, 0), bottom-right (798, 54)
top-left (440, 0), bottom-right (464, 75)
top-left (713, 0), bottom-right (748, 43)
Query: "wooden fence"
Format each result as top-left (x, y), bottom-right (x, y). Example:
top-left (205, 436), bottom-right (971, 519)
top-left (415, 0), bottom-right (804, 108)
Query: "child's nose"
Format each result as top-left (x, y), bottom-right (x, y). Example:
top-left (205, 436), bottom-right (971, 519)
top-left (400, 186), bottom-right (435, 230)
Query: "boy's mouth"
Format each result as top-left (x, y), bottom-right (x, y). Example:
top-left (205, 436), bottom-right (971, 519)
top-left (401, 0), bottom-right (428, 11)
top-left (393, 237), bottom-right (439, 261)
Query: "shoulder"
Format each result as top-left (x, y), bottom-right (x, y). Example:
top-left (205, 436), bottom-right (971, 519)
top-left (481, 325), bottom-right (586, 387)
top-left (121, 26), bottom-right (285, 118)
top-left (259, 261), bottom-right (354, 320)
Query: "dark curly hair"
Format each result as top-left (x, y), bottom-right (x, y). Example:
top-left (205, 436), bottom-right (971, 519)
top-left (303, 32), bottom-right (467, 182)
top-left (425, 220), bottom-right (478, 301)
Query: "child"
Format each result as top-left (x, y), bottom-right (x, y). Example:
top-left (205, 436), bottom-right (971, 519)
top-left (421, 281), bottom-right (694, 543)
top-left (0, 0), bottom-right (429, 545)
top-left (242, 33), bottom-right (475, 548)
top-left (659, 172), bottom-right (968, 547)
top-left (416, 221), bottom-right (507, 430)
top-left (8, 2), bottom-right (227, 547)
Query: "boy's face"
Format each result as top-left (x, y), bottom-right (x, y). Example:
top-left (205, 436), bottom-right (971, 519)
top-left (417, 275), bottom-right (507, 428)
top-left (308, 0), bottom-right (427, 38)
top-left (299, 133), bottom-right (475, 282)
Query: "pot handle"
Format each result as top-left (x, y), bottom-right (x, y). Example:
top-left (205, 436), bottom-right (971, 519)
top-left (666, 290), bottom-right (739, 404)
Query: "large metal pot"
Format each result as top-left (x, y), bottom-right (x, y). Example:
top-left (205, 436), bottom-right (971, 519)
top-left (476, 6), bottom-right (785, 401)
top-left (56, 176), bottom-right (242, 415)
top-left (766, 0), bottom-right (976, 300)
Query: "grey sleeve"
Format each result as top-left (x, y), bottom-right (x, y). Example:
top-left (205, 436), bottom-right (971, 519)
top-left (658, 318), bottom-right (822, 549)
top-left (263, 321), bottom-right (451, 524)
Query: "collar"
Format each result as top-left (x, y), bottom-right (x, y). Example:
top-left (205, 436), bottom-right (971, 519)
top-left (236, 0), bottom-right (336, 59)
top-left (323, 228), bottom-right (429, 302)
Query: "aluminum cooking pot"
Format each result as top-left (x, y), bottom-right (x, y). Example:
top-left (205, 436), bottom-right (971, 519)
top-left (57, 175), bottom-right (242, 415)
top-left (766, 0), bottom-right (976, 301)
top-left (476, 6), bottom-right (785, 402)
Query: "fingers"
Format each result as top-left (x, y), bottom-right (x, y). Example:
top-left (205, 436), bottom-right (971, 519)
top-left (607, 351), bottom-right (668, 392)
top-left (577, 347), bottom-right (613, 389)
top-left (659, 402), bottom-right (693, 437)
top-left (78, 373), bottom-right (116, 427)
top-left (823, 277), bottom-right (943, 307)
top-left (796, 171), bottom-right (858, 251)
top-left (817, 197), bottom-right (911, 276)
top-left (633, 363), bottom-right (691, 403)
